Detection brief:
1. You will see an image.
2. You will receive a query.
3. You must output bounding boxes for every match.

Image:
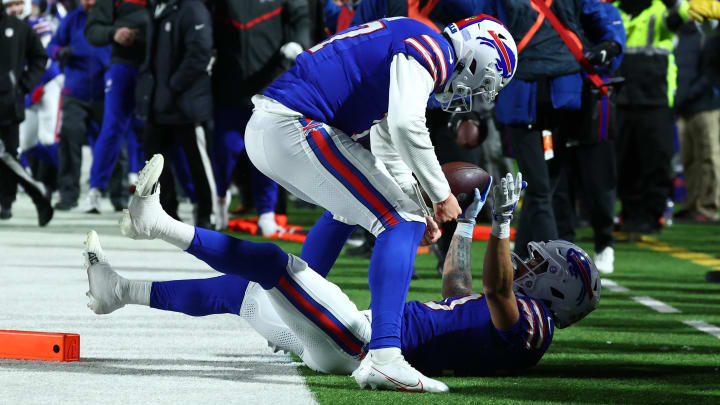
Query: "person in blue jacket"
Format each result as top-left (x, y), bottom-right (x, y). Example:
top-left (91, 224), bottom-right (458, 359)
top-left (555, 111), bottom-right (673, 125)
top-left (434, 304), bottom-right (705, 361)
top-left (48, 0), bottom-right (111, 210)
top-left (492, 0), bottom-right (625, 269)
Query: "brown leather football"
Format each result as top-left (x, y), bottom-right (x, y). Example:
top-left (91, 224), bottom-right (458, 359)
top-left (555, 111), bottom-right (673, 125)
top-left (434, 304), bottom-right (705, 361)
top-left (421, 162), bottom-right (491, 209)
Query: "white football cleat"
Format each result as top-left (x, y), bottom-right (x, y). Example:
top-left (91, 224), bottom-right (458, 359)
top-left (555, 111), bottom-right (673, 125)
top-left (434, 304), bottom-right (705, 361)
top-left (352, 353), bottom-right (449, 393)
top-left (120, 154), bottom-right (166, 240)
top-left (594, 246), bottom-right (614, 274)
top-left (84, 230), bottom-right (127, 315)
top-left (84, 187), bottom-right (102, 214)
top-left (258, 211), bottom-right (286, 237)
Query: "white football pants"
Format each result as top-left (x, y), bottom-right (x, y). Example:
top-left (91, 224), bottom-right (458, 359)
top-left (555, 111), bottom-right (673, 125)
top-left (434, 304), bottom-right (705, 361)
top-left (241, 254), bottom-right (371, 375)
top-left (19, 75), bottom-right (63, 152)
top-left (245, 95), bottom-right (424, 236)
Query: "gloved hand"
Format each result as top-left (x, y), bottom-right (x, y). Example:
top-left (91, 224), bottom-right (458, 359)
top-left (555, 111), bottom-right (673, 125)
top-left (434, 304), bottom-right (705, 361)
top-left (689, 0), bottom-right (720, 22)
top-left (584, 40), bottom-right (622, 67)
top-left (31, 85), bottom-right (44, 104)
top-left (455, 178), bottom-right (493, 238)
top-left (56, 47), bottom-right (73, 62)
top-left (280, 42), bottom-right (304, 62)
top-left (490, 172), bottom-right (526, 240)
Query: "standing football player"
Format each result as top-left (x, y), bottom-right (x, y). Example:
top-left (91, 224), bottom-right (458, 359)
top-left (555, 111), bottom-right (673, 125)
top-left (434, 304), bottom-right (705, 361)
top-left (129, 14), bottom-right (514, 389)
top-left (91, 155), bottom-right (601, 392)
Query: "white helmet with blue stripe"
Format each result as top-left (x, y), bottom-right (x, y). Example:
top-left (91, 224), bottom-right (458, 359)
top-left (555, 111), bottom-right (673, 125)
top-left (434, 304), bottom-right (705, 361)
top-left (512, 240), bottom-right (602, 329)
top-left (436, 14), bottom-right (517, 112)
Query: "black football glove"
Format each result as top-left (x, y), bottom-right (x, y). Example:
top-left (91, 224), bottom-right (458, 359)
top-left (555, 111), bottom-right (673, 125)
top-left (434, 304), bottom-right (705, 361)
top-left (56, 47), bottom-right (73, 63)
top-left (584, 41), bottom-right (621, 67)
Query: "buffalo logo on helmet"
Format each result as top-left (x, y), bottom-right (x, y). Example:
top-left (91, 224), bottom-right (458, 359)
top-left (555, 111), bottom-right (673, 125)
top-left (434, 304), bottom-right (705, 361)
top-left (477, 30), bottom-right (516, 79)
top-left (566, 249), bottom-right (595, 305)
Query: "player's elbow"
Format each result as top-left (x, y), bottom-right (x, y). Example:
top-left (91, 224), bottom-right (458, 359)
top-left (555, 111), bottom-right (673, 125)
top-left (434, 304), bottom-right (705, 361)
top-left (387, 116), bottom-right (415, 139)
top-left (482, 284), bottom-right (512, 300)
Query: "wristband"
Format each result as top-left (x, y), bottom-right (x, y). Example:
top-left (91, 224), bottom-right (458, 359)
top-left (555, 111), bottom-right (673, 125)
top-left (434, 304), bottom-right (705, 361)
top-left (491, 220), bottom-right (510, 240)
top-left (455, 219), bottom-right (475, 239)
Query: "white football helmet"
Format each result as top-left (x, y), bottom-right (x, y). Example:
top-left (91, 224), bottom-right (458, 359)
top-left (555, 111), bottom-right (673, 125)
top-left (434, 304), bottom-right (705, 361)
top-left (436, 15), bottom-right (517, 112)
top-left (512, 240), bottom-right (601, 329)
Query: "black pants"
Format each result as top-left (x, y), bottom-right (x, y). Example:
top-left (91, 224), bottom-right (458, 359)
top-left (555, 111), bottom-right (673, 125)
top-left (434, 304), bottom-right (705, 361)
top-left (0, 125), bottom-right (48, 207)
top-left (144, 122), bottom-right (214, 224)
top-left (0, 124), bottom-right (20, 208)
top-left (551, 139), bottom-right (616, 251)
top-left (508, 78), bottom-right (619, 256)
top-left (57, 96), bottom-right (104, 204)
top-left (507, 124), bottom-right (560, 256)
top-left (615, 106), bottom-right (674, 232)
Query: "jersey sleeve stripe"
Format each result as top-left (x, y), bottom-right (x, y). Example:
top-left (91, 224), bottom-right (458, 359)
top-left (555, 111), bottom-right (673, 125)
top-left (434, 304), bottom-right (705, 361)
top-left (420, 35), bottom-right (447, 85)
top-left (403, 37), bottom-right (438, 86)
top-left (530, 300), bottom-right (546, 349)
top-left (518, 299), bottom-right (536, 350)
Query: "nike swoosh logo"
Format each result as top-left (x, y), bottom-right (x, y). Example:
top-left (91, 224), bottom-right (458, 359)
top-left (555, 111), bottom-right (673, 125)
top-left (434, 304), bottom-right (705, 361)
top-left (371, 366), bottom-right (424, 392)
top-left (194, 24), bottom-right (204, 30)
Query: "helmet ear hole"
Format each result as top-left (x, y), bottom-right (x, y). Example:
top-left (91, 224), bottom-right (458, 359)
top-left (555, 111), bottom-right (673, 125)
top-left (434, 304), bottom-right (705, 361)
top-left (550, 287), bottom-right (565, 299)
top-left (469, 59), bottom-right (477, 75)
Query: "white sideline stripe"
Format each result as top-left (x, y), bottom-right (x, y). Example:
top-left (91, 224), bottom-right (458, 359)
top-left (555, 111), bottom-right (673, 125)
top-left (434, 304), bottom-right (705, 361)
top-left (683, 320), bottom-right (720, 340)
top-left (602, 279), bottom-right (630, 293)
top-left (632, 296), bottom-right (681, 313)
top-left (195, 124), bottom-right (218, 220)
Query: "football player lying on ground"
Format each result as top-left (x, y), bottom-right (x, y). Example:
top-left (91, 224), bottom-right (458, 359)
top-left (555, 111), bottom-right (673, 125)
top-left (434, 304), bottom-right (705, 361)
top-left (83, 155), bottom-right (601, 393)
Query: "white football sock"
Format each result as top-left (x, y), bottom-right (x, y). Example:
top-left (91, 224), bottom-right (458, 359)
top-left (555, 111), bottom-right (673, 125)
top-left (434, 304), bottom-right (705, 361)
top-left (122, 279), bottom-right (152, 306)
top-left (370, 347), bottom-right (402, 365)
top-left (157, 213), bottom-right (196, 251)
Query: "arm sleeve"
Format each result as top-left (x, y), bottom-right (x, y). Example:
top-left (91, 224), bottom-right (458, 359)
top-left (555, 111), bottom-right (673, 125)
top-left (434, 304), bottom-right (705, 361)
top-left (169, 4), bottom-right (213, 93)
top-left (370, 118), bottom-right (417, 190)
top-left (85, 0), bottom-right (116, 47)
top-left (387, 53), bottom-right (450, 204)
top-left (21, 28), bottom-right (49, 94)
top-left (285, 0), bottom-right (311, 49)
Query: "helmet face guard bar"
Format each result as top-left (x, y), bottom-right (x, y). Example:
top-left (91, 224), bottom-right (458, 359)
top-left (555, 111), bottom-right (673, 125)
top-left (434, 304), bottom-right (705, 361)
top-left (435, 58), bottom-right (501, 113)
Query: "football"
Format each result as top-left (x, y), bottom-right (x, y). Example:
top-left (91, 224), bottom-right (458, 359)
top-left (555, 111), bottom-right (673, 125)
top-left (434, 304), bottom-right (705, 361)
top-left (421, 162), bottom-right (491, 209)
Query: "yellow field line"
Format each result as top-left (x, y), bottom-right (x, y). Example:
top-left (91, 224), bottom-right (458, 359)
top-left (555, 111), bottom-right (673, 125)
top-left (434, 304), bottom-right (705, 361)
top-left (620, 233), bottom-right (720, 271)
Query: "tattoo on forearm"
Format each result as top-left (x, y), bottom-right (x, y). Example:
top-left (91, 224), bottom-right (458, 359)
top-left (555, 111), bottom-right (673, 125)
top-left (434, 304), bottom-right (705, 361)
top-left (442, 234), bottom-right (473, 297)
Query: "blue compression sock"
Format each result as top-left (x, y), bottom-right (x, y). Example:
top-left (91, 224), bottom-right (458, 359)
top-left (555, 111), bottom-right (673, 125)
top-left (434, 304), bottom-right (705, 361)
top-left (368, 221), bottom-right (425, 349)
top-left (186, 227), bottom-right (289, 289)
top-left (150, 275), bottom-right (250, 316)
top-left (301, 210), bottom-right (356, 278)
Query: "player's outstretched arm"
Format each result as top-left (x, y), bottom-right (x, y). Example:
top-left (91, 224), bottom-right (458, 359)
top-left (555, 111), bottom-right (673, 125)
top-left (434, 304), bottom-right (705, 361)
top-left (386, 54), bottom-right (460, 223)
top-left (483, 173), bottom-right (524, 330)
top-left (441, 181), bottom-right (492, 298)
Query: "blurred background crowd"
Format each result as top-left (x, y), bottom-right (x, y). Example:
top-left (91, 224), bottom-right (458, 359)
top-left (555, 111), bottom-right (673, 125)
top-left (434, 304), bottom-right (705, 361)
top-left (1, 0), bottom-right (719, 278)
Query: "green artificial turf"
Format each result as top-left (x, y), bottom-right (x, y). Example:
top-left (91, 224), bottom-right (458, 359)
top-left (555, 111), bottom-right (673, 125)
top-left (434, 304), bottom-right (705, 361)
top-left (229, 205), bottom-right (720, 404)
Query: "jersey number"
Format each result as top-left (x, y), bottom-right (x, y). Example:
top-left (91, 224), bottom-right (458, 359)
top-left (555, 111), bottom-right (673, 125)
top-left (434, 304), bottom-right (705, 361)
top-left (308, 20), bottom-right (388, 54)
top-left (423, 294), bottom-right (484, 311)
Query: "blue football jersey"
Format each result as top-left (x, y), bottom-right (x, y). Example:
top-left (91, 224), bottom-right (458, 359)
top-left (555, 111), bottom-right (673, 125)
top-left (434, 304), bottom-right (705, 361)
top-left (401, 294), bottom-right (554, 375)
top-left (264, 17), bottom-right (456, 137)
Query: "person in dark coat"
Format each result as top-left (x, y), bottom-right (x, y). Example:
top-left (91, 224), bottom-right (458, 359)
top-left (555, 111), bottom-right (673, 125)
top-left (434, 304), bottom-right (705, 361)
top-left (0, 0), bottom-right (53, 225)
top-left (136, 0), bottom-right (215, 228)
